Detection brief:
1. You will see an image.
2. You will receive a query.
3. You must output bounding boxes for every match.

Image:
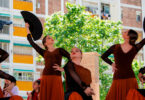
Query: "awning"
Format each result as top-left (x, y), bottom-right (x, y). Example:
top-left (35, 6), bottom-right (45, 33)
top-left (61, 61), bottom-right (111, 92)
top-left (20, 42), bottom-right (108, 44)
top-left (1, 64), bottom-right (9, 68)
top-left (0, 39), bottom-right (10, 43)
top-left (0, 13), bottom-right (10, 17)
top-left (13, 43), bottom-right (32, 47)
top-left (13, 15), bottom-right (23, 19)
top-left (13, 69), bottom-right (34, 72)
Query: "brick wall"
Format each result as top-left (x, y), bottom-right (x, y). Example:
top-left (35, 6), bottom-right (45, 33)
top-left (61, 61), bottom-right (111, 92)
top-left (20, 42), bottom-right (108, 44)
top-left (64, 0), bottom-right (68, 13)
top-left (121, 7), bottom-right (142, 28)
top-left (36, 0), bottom-right (45, 14)
top-left (48, 0), bottom-right (61, 15)
top-left (121, 0), bottom-right (141, 6)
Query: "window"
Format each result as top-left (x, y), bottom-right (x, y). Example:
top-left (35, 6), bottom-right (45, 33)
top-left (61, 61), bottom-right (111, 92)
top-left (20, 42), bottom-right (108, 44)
top-left (18, 0), bottom-right (32, 2)
top-left (101, 3), bottom-right (111, 20)
top-left (13, 46), bottom-right (32, 55)
top-left (0, 42), bottom-right (9, 62)
top-left (0, 0), bottom-right (9, 8)
top-left (68, 0), bottom-right (75, 3)
top-left (13, 71), bottom-right (34, 81)
top-left (136, 11), bottom-right (141, 22)
top-left (0, 16), bottom-right (10, 34)
top-left (13, 18), bottom-right (25, 27)
top-left (121, 8), bottom-right (123, 19)
top-left (36, 0), bottom-right (40, 9)
top-left (86, 6), bottom-right (98, 15)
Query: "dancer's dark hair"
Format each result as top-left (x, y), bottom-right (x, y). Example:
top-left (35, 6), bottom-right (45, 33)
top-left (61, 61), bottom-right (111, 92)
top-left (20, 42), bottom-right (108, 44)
top-left (31, 79), bottom-right (41, 98)
top-left (128, 29), bottom-right (138, 46)
top-left (42, 35), bottom-right (48, 50)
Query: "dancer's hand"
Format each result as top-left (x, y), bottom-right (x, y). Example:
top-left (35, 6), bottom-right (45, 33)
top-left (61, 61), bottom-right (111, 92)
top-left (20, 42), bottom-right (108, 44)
top-left (138, 73), bottom-right (145, 85)
top-left (25, 23), bottom-right (31, 34)
top-left (53, 64), bottom-right (64, 72)
top-left (5, 82), bottom-right (15, 91)
top-left (111, 63), bottom-right (117, 72)
top-left (27, 92), bottom-right (32, 100)
top-left (84, 87), bottom-right (95, 96)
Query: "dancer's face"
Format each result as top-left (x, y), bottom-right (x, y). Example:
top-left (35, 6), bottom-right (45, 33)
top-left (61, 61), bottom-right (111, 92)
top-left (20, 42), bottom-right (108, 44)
top-left (122, 30), bottom-right (129, 40)
top-left (33, 81), bottom-right (40, 90)
top-left (45, 35), bottom-right (54, 46)
top-left (70, 47), bottom-right (82, 60)
top-left (5, 80), bottom-right (11, 84)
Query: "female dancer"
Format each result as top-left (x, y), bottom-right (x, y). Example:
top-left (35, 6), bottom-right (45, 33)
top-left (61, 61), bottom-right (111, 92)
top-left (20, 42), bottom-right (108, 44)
top-left (25, 23), bottom-right (71, 100)
top-left (27, 79), bottom-right (40, 100)
top-left (54, 47), bottom-right (94, 100)
top-left (101, 29), bottom-right (145, 100)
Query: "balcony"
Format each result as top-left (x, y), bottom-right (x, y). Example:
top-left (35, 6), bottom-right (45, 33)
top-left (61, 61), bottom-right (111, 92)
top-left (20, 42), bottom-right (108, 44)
top-left (13, 54), bottom-right (33, 64)
top-left (13, 0), bottom-right (33, 11)
top-left (17, 81), bottom-right (33, 91)
top-left (0, 15), bottom-right (10, 35)
top-left (0, 0), bottom-right (10, 8)
top-left (13, 26), bottom-right (27, 37)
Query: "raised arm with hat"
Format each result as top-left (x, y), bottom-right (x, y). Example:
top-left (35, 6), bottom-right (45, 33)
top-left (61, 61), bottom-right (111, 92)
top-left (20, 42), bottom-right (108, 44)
top-left (21, 11), bottom-right (43, 41)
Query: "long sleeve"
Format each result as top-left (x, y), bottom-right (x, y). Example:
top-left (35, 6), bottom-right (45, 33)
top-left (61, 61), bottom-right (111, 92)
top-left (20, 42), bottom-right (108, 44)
top-left (59, 48), bottom-right (71, 60)
top-left (101, 45), bottom-right (116, 65)
top-left (27, 34), bottom-right (45, 57)
top-left (0, 48), bottom-right (9, 63)
top-left (135, 38), bottom-right (145, 52)
top-left (65, 61), bottom-right (87, 90)
top-left (0, 70), bottom-right (16, 82)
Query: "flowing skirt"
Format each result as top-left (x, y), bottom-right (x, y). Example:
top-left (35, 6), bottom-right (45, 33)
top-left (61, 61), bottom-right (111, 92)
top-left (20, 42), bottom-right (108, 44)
top-left (126, 89), bottom-right (145, 100)
top-left (0, 86), bottom-right (3, 98)
top-left (68, 92), bottom-right (83, 100)
top-left (40, 75), bottom-right (64, 100)
top-left (106, 78), bottom-right (138, 100)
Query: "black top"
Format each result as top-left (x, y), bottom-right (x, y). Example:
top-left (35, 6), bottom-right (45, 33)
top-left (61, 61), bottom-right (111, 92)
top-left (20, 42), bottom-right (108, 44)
top-left (27, 34), bottom-right (71, 75)
top-left (64, 61), bottom-right (88, 91)
top-left (0, 48), bottom-right (16, 82)
top-left (101, 39), bottom-right (145, 79)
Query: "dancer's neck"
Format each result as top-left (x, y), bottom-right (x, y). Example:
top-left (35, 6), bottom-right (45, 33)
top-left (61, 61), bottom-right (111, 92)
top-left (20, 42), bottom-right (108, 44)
top-left (72, 58), bottom-right (81, 65)
top-left (123, 39), bottom-right (130, 45)
top-left (47, 45), bottom-right (55, 51)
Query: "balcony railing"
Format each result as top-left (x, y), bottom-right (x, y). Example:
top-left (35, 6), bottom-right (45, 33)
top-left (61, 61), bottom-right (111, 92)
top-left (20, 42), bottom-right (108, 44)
top-left (18, 0), bottom-right (32, 2)
top-left (0, 0), bottom-right (9, 8)
top-left (0, 26), bottom-right (10, 35)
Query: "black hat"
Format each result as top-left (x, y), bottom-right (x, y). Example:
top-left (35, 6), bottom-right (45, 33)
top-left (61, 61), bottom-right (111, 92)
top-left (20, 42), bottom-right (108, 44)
top-left (21, 11), bottom-right (43, 41)
top-left (143, 17), bottom-right (145, 32)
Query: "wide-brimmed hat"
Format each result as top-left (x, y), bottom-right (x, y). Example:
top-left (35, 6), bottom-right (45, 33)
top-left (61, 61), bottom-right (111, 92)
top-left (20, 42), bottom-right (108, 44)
top-left (21, 11), bottom-right (43, 41)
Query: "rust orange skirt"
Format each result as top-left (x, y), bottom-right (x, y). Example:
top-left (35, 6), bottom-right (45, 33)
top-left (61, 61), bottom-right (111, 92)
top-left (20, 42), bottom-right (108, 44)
top-left (106, 78), bottom-right (138, 100)
top-left (40, 75), bottom-right (64, 100)
top-left (9, 96), bottom-right (23, 100)
top-left (0, 86), bottom-right (3, 98)
top-left (68, 92), bottom-right (83, 100)
top-left (126, 89), bottom-right (145, 100)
